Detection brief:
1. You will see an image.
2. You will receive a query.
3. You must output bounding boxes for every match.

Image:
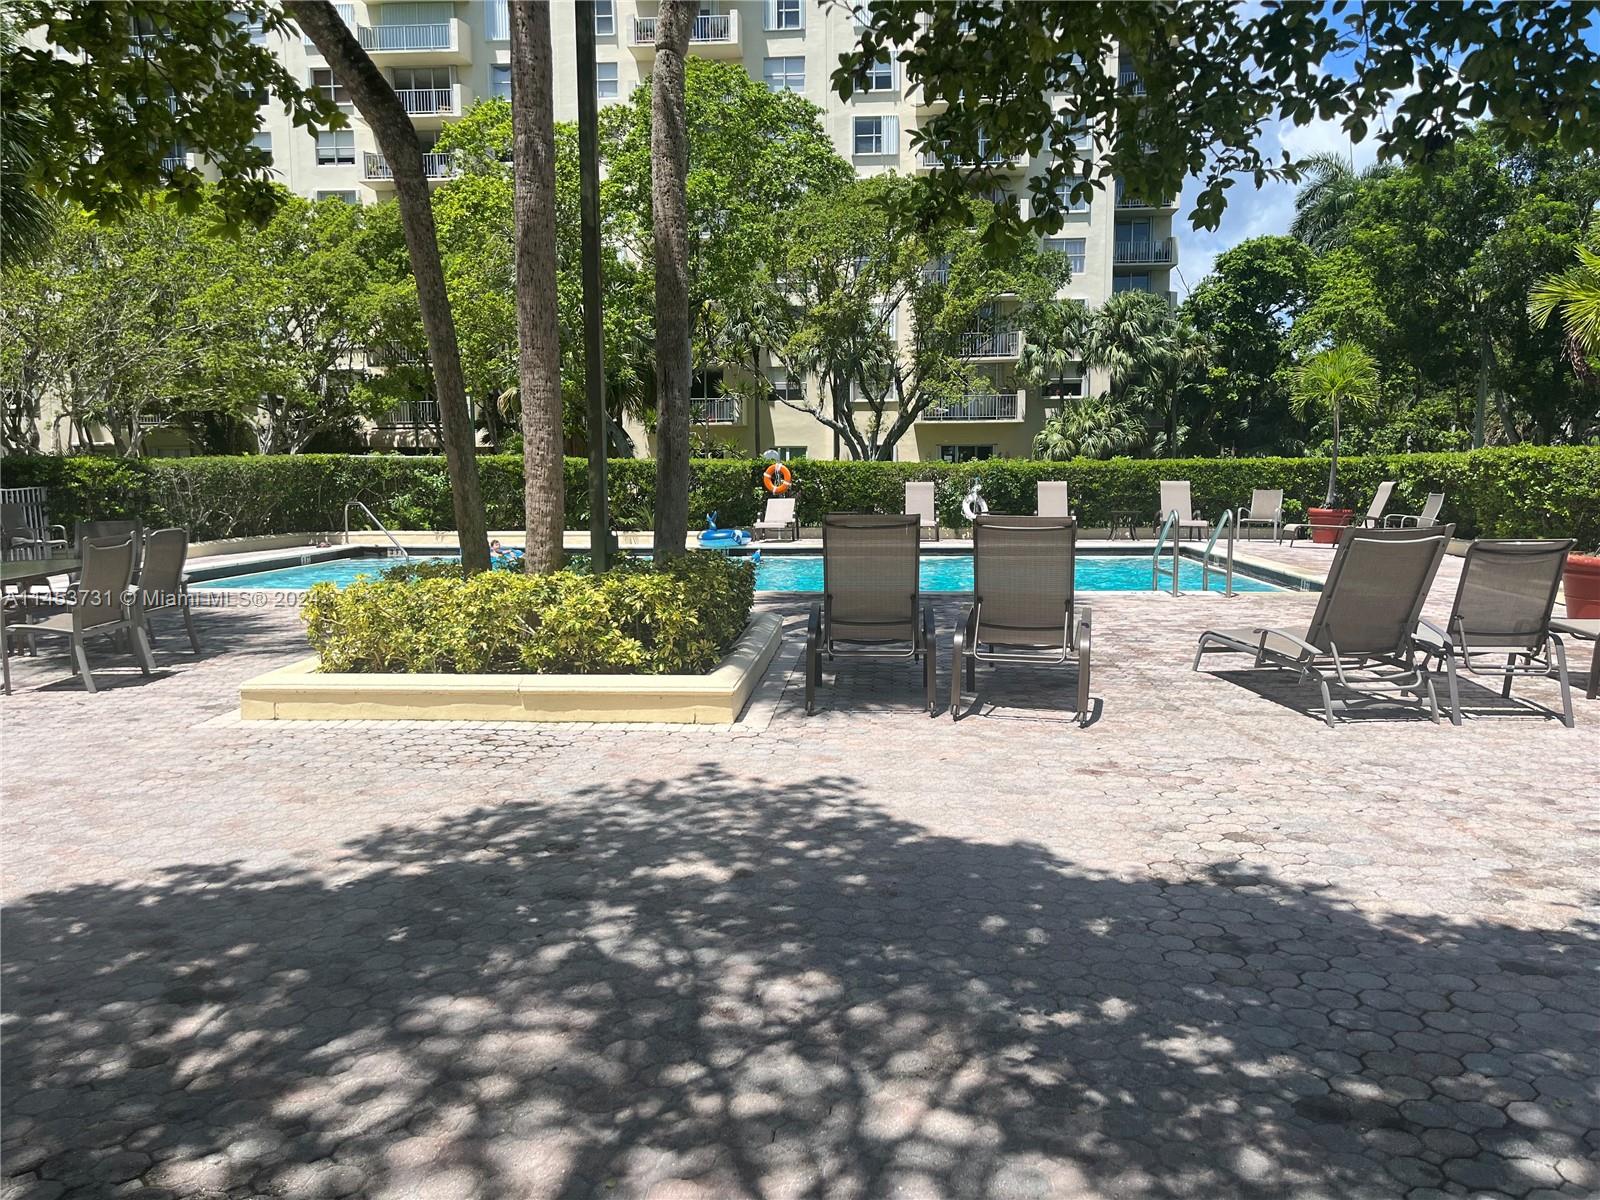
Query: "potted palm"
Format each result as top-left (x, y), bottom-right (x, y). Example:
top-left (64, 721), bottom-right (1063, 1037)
top-left (1529, 242), bottom-right (1600, 616)
top-left (1290, 343), bottom-right (1379, 544)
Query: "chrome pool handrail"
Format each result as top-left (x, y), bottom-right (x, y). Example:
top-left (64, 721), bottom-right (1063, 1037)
top-left (343, 500), bottom-right (410, 560)
top-left (1151, 508), bottom-right (1181, 596)
top-left (1201, 509), bottom-right (1237, 597)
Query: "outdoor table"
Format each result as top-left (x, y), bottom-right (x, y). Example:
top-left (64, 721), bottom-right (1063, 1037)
top-left (1107, 509), bottom-right (1142, 540)
top-left (1551, 617), bottom-right (1600, 700)
top-left (1, 556), bottom-right (80, 695)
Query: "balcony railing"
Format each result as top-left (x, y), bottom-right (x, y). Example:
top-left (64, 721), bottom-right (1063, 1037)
top-left (378, 399), bottom-right (441, 428)
top-left (160, 153), bottom-right (189, 172)
top-left (396, 85), bottom-right (460, 116)
top-left (303, 3), bottom-right (355, 47)
top-left (690, 398), bottom-right (741, 425)
top-left (1113, 237), bottom-right (1177, 266)
top-left (358, 22), bottom-right (453, 52)
top-left (1118, 64), bottom-right (1145, 94)
top-left (921, 392), bottom-right (1020, 422)
top-left (918, 146), bottom-right (1022, 169)
top-left (1115, 182), bottom-right (1176, 210)
top-left (631, 13), bottom-right (734, 44)
top-left (362, 150), bottom-right (457, 181)
top-left (958, 330), bottom-right (1020, 358)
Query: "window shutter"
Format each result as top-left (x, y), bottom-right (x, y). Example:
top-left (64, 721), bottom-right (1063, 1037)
top-left (883, 115), bottom-right (899, 155)
top-left (765, 0), bottom-right (778, 30)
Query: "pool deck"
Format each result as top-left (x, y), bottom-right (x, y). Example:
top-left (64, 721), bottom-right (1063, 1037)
top-left (2, 538), bottom-right (1596, 1200)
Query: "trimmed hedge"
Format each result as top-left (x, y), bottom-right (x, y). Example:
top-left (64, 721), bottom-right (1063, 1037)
top-left (301, 553), bottom-right (755, 675)
top-left (2, 446), bottom-right (1596, 546)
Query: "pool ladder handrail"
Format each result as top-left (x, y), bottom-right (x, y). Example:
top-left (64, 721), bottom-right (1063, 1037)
top-left (343, 499), bottom-right (410, 561)
top-left (1151, 508), bottom-right (1181, 596)
top-left (1201, 508), bottom-right (1237, 597)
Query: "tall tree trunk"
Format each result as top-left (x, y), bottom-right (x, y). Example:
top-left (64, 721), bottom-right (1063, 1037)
top-left (1325, 404), bottom-right (1340, 508)
top-left (509, 0), bottom-right (564, 573)
top-left (286, 0), bottom-right (490, 573)
top-left (650, 0), bottom-right (693, 559)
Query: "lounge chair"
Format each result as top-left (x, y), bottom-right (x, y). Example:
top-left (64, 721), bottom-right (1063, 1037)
top-left (1549, 618), bottom-right (1598, 701)
top-left (1237, 489), bottom-right (1283, 541)
top-left (1417, 539), bottom-right (1575, 728)
top-left (1385, 492), bottom-right (1445, 529)
top-left (753, 496), bottom-right (799, 542)
top-left (8, 535), bottom-right (154, 693)
top-left (1, 502), bottom-right (68, 559)
top-left (1156, 481), bottom-right (1207, 541)
top-left (1194, 524), bottom-right (1454, 727)
top-left (806, 513), bottom-right (936, 716)
top-left (905, 482), bottom-right (940, 541)
top-left (1356, 481), bottom-right (1396, 527)
top-left (136, 528), bottom-right (202, 655)
top-left (952, 514), bottom-right (1091, 725)
top-left (1036, 481), bottom-right (1071, 519)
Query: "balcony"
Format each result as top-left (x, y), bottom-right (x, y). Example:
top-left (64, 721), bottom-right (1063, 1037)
top-left (362, 150), bottom-right (458, 184)
top-left (958, 330), bottom-right (1020, 359)
top-left (302, 3), bottom-right (355, 49)
top-left (377, 399), bottom-right (441, 428)
top-left (160, 152), bottom-right (192, 173)
top-left (690, 397), bottom-right (742, 425)
top-left (629, 11), bottom-right (741, 58)
top-left (921, 391), bottom-right (1022, 422)
top-left (395, 84), bottom-right (462, 120)
top-left (1117, 63), bottom-right (1145, 94)
top-left (1113, 237), bottom-right (1177, 267)
top-left (915, 145), bottom-right (1025, 173)
top-left (357, 19), bottom-right (471, 65)
top-left (1115, 181), bottom-right (1178, 211)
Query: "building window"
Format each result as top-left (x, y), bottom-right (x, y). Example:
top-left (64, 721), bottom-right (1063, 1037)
top-left (250, 131), bottom-right (273, 165)
top-left (1043, 236), bottom-right (1086, 276)
top-left (1113, 273), bottom-right (1152, 294)
top-left (864, 52), bottom-right (895, 92)
top-left (690, 370), bottom-right (724, 401)
top-left (316, 190), bottom-right (360, 204)
top-left (1045, 374), bottom-right (1086, 401)
top-left (940, 444), bottom-right (996, 463)
top-left (596, 61), bottom-right (618, 100)
top-left (491, 64), bottom-right (511, 102)
top-left (769, 370), bottom-right (801, 404)
top-left (766, 0), bottom-right (803, 31)
top-left (486, 0), bottom-right (508, 40)
top-left (770, 446), bottom-right (808, 461)
top-left (316, 130), bottom-right (355, 165)
top-left (594, 0), bottom-right (615, 36)
top-left (1055, 184), bottom-right (1091, 214)
top-left (762, 56), bottom-right (804, 93)
top-left (853, 114), bottom-right (897, 157)
top-left (310, 67), bottom-right (349, 107)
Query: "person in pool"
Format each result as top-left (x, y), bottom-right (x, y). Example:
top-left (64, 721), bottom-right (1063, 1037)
top-left (489, 539), bottom-right (524, 565)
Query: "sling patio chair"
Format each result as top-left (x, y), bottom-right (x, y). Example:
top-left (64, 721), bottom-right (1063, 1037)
top-left (7, 534), bottom-right (154, 693)
top-left (1, 502), bottom-right (68, 559)
top-left (1384, 492), bottom-right (1445, 529)
top-left (1156, 481), bottom-right (1208, 541)
top-left (753, 496), bottom-right (800, 542)
top-left (1236, 488), bottom-right (1284, 541)
top-left (806, 513), bottom-right (937, 716)
top-left (1036, 481), bottom-right (1071, 519)
top-left (136, 528), bottom-right (202, 655)
top-left (1356, 481), bottom-right (1397, 527)
top-left (1193, 524), bottom-right (1454, 728)
top-left (905, 482), bottom-right (940, 542)
top-left (1416, 538), bottom-right (1576, 728)
top-left (952, 514), bottom-right (1091, 725)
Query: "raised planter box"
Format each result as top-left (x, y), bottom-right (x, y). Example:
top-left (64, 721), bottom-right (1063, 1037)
top-left (239, 613), bottom-right (783, 725)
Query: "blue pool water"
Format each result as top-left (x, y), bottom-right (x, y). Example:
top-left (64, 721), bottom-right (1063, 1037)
top-left (194, 553), bottom-right (1280, 593)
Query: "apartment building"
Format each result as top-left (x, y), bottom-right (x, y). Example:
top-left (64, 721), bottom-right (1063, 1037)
top-left (174, 1), bottom-right (1178, 461)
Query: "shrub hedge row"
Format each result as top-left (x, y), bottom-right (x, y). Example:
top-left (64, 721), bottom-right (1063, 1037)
top-left (301, 553), bottom-right (755, 675)
top-left (3, 446), bottom-right (1596, 546)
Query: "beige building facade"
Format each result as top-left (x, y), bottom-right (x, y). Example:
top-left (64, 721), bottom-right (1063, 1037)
top-left (200, 2), bottom-right (1178, 461)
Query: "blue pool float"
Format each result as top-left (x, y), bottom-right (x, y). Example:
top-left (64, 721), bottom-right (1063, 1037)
top-left (697, 512), bottom-right (750, 548)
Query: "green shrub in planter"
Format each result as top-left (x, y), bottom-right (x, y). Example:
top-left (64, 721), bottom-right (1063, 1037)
top-left (300, 553), bottom-right (755, 676)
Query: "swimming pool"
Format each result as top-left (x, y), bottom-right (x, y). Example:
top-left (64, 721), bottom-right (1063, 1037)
top-left (192, 552), bottom-right (1282, 593)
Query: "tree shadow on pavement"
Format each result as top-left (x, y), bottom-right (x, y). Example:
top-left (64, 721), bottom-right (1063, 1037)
top-left (4, 765), bottom-right (1595, 1199)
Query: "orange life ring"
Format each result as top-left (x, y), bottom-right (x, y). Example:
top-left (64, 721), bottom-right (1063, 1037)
top-left (763, 462), bottom-right (793, 495)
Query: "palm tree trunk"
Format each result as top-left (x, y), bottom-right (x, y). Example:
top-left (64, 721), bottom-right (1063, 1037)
top-left (650, 0), bottom-right (693, 559)
top-left (509, 0), bottom-right (564, 573)
top-left (1326, 403), bottom-right (1340, 508)
top-left (286, 0), bottom-right (490, 573)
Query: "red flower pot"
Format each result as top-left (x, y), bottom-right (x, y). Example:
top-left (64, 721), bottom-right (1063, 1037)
top-left (1564, 554), bottom-right (1600, 619)
top-left (1307, 507), bottom-right (1353, 545)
